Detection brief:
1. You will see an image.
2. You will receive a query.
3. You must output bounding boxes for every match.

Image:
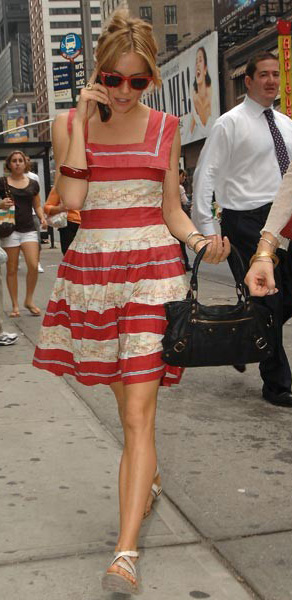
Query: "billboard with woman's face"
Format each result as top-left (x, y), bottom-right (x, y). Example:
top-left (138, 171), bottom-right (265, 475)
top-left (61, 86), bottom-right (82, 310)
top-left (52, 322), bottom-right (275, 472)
top-left (142, 31), bottom-right (220, 145)
top-left (214, 0), bottom-right (261, 29)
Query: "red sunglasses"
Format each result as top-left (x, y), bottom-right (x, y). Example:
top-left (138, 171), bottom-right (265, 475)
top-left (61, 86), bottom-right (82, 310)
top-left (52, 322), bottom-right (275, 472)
top-left (100, 71), bottom-right (153, 91)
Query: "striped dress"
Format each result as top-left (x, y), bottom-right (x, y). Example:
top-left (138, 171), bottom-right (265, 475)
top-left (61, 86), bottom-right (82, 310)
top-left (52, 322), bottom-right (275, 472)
top-left (33, 108), bottom-right (189, 386)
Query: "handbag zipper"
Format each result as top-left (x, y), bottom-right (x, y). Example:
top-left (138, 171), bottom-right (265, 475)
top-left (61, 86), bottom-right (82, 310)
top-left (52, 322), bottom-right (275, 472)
top-left (190, 316), bottom-right (253, 324)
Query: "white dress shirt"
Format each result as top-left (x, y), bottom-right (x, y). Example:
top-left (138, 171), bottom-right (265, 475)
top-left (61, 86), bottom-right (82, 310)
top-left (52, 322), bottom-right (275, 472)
top-left (192, 95), bottom-right (292, 235)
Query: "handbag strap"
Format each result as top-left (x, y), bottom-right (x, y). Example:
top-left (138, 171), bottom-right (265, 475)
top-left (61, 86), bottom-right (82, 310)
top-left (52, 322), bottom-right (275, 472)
top-left (2, 177), bottom-right (13, 200)
top-left (190, 243), bottom-right (249, 301)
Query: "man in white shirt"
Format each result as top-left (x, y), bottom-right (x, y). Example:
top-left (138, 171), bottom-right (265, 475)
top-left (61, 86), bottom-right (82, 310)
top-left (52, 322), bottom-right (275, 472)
top-left (193, 51), bottom-right (292, 407)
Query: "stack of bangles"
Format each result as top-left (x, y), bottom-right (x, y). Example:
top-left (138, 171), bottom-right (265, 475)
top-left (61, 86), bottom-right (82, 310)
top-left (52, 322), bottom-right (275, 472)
top-left (186, 231), bottom-right (207, 253)
top-left (249, 251), bottom-right (279, 268)
top-left (59, 164), bottom-right (90, 180)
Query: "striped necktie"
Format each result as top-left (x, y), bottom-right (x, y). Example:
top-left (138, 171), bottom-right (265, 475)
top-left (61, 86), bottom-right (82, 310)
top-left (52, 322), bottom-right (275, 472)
top-left (264, 108), bottom-right (290, 177)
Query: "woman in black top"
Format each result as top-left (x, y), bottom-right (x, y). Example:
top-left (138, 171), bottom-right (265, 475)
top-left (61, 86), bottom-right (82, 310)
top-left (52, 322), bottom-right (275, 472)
top-left (0, 151), bottom-right (46, 317)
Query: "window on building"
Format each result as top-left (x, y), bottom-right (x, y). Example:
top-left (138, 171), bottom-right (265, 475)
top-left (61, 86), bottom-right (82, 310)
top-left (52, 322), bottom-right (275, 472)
top-left (50, 21), bottom-right (81, 29)
top-left (164, 5), bottom-right (177, 25)
top-left (139, 6), bottom-right (152, 23)
top-left (49, 8), bottom-right (80, 15)
top-left (165, 33), bottom-right (178, 51)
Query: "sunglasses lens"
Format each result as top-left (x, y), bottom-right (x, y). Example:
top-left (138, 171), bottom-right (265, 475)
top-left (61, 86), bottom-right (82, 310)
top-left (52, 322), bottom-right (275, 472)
top-left (104, 74), bottom-right (122, 87)
top-left (131, 78), bottom-right (149, 90)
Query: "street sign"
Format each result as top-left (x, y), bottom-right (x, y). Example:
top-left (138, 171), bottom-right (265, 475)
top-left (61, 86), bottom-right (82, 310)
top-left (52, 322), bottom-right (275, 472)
top-left (60, 33), bottom-right (82, 61)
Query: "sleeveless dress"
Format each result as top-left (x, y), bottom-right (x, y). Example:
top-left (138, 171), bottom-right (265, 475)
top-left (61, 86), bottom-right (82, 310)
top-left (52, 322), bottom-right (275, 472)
top-left (33, 108), bottom-right (189, 386)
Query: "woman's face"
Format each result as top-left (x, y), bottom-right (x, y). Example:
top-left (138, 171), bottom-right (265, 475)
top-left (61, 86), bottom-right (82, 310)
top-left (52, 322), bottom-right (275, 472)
top-left (104, 51), bottom-right (151, 115)
top-left (8, 153), bottom-right (26, 175)
top-left (196, 49), bottom-right (207, 85)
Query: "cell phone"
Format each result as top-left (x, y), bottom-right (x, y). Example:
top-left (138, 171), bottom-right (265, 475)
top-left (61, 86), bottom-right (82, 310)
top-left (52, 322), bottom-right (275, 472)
top-left (95, 75), bottom-right (112, 122)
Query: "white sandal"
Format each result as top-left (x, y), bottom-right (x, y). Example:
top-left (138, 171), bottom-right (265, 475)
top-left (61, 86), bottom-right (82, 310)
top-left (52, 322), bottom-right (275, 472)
top-left (143, 467), bottom-right (162, 519)
top-left (101, 550), bottom-right (142, 595)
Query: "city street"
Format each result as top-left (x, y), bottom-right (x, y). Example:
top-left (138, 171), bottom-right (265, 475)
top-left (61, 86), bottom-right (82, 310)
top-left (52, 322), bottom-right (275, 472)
top-left (0, 244), bottom-right (292, 599)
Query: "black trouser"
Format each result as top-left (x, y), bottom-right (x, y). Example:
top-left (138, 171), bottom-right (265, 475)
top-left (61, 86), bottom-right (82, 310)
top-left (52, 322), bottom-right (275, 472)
top-left (59, 221), bottom-right (79, 255)
top-left (221, 204), bottom-right (292, 394)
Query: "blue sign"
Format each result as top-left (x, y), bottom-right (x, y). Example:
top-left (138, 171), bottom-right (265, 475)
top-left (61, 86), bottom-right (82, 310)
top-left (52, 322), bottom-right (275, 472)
top-left (53, 63), bottom-right (71, 90)
top-left (60, 33), bottom-right (82, 61)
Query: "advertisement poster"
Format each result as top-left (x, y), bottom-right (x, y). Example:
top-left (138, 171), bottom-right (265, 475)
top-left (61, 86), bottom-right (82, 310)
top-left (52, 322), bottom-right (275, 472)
top-left (214, 0), bottom-right (261, 29)
top-left (143, 31), bottom-right (220, 145)
top-left (6, 104), bottom-right (28, 143)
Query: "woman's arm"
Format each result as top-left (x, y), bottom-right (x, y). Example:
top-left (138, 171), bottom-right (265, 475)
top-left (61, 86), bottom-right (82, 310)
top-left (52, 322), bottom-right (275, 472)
top-left (52, 113), bottom-right (88, 210)
top-left (244, 161), bottom-right (292, 296)
top-left (261, 160), bottom-right (292, 239)
top-left (32, 194), bottom-right (47, 227)
top-left (162, 126), bottom-right (230, 263)
top-left (54, 78), bottom-right (111, 209)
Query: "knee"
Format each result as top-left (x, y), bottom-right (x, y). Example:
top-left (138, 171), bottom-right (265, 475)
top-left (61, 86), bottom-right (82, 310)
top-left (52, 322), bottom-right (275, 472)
top-left (6, 265), bottom-right (18, 277)
top-left (123, 406), bottom-right (154, 439)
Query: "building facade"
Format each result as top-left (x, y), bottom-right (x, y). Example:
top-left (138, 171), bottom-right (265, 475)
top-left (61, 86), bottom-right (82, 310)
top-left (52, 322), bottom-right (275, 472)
top-left (102, 0), bottom-right (213, 61)
top-left (29, 0), bottom-right (101, 140)
top-left (0, 0), bottom-right (36, 142)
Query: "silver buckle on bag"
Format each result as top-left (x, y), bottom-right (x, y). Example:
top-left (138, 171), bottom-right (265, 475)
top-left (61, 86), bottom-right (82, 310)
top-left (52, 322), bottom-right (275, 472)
top-left (174, 340), bottom-right (186, 353)
top-left (255, 337), bottom-right (267, 350)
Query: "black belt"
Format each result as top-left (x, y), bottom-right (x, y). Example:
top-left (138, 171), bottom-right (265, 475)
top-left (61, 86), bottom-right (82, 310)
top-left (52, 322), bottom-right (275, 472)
top-left (222, 203), bottom-right (272, 216)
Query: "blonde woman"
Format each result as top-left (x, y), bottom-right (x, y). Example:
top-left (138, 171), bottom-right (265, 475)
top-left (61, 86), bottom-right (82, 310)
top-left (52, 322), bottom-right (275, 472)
top-left (33, 10), bottom-right (230, 594)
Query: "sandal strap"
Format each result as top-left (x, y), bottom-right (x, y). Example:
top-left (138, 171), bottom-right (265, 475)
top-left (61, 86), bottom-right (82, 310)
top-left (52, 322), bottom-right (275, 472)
top-left (151, 482), bottom-right (162, 498)
top-left (111, 551), bottom-right (139, 579)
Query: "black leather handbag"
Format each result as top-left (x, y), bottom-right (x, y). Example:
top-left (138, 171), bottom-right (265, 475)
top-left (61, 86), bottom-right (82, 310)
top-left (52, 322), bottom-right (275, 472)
top-left (161, 245), bottom-right (276, 368)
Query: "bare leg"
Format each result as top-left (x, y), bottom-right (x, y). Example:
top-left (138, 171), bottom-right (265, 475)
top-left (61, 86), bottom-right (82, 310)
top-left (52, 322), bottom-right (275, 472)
top-left (21, 242), bottom-right (40, 314)
top-left (5, 246), bottom-right (20, 315)
top-left (107, 379), bottom-right (160, 585)
top-left (111, 381), bottom-right (161, 523)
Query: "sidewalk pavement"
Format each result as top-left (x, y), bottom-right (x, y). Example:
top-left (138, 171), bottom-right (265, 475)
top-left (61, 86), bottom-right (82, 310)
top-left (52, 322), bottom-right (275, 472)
top-left (1, 247), bottom-right (292, 599)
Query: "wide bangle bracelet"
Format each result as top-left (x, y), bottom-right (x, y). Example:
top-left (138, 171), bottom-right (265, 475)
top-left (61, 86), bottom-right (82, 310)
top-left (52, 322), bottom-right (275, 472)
top-left (249, 251), bottom-right (279, 268)
top-left (186, 231), bottom-right (205, 251)
top-left (60, 164), bottom-right (90, 180)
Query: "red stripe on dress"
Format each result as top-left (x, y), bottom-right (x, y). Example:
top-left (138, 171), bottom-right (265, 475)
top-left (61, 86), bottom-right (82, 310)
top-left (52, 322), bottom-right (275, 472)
top-left (33, 347), bottom-right (183, 386)
top-left (81, 207), bottom-right (164, 228)
top-left (65, 244), bottom-right (182, 267)
top-left (58, 258), bottom-right (184, 285)
top-left (87, 166), bottom-right (164, 182)
top-left (43, 300), bottom-right (167, 341)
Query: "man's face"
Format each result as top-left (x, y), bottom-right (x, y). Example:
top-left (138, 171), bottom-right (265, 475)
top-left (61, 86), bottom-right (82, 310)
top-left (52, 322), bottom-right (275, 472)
top-left (245, 59), bottom-right (280, 107)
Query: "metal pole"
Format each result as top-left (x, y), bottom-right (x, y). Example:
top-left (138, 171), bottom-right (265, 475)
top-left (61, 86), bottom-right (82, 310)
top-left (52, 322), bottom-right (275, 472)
top-left (80, 0), bottom-right (95, 83)
top-left (71, 60), bottom-right (77, 107)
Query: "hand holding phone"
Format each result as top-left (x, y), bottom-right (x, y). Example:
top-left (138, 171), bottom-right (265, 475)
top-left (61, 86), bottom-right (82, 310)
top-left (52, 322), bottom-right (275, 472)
top-left (95, 76), bottom-right (112, 122)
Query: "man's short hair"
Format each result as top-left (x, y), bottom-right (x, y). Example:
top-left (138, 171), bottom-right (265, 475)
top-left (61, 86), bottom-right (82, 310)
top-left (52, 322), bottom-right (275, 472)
top-left (245, 52), bottom-right (279, 79)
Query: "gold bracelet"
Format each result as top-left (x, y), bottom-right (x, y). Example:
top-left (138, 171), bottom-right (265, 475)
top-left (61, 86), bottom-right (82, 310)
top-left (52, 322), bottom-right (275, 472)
top-left (193, 238), bottom-right (209, 253)
top-left (259, 236), bottom-right (277, 248)
top-left (249, 251), bottom-right (279, 268)
top-left (186, 231), bottom-right (205, 251)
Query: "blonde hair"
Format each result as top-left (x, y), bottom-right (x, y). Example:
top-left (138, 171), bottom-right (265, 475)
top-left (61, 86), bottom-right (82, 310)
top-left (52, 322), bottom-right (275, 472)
top-left (95, 10), bottom-right (161, 87)
top-left (5, 150), bottom-right (29, 173)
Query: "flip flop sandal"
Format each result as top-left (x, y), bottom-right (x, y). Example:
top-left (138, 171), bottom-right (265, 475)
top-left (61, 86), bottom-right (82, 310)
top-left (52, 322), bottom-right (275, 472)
top-left (24, 305), bottom-right (41, 316)
top-left (143, 467), bottom-right (162, 519)
top-left (101, 550), bottom-right (142, 595)
top-left (9, 310), bottom-right (20, 318)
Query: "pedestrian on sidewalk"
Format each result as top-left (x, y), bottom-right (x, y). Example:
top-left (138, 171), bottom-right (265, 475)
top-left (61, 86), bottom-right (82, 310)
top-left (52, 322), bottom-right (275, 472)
top-left (0, 264), bottom-right (18, 346)
top-left (44, 186), bottom-right (80, 255)
top-left (0, 150), bottom-right (46, 317)
top-left (33, 9), bottom-right (230, 595)
top-left (193, 51), bottom-right (292, 408)
top-left (26, 162), bottom-right (45, 273)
